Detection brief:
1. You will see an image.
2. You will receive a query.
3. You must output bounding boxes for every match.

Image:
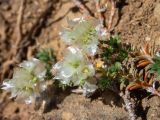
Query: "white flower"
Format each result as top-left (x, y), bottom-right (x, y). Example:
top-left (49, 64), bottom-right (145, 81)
top-left (1, 58), bottom-right (46, 104)
top-left (19, 58), bottom-right (46, 80)
top-left (156, 51), bottom-right (160, 57)
top-left (60, 18), bottom-right (99, 55)
top-left (95, 25), bottom-right (108, 40)
top-left (82, 82), bottom-right (98, 96)
top-left (71, 82), bottom-right (98, 97)
top-left (52, 47), bottom-right (95, 86)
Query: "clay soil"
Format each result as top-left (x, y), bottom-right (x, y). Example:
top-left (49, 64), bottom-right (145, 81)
top-left (0, 0), bottom-right (160, 120)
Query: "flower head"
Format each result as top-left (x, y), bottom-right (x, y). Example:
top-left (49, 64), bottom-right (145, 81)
top-left (52, 47), bottom-right (95, 86)
top-left (2, 58), bottom-right (46, 104)
top-left (60, 17), bottom-right (99, 55)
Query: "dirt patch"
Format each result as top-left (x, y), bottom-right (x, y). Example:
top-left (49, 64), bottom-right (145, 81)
top-left (0, 0), bottom-right (160, 120)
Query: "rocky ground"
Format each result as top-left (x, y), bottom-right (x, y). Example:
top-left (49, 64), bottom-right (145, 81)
top-left (0, 0), bottom-right (160, 120)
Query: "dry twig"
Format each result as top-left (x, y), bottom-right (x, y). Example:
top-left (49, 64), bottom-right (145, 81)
top-left (16, 1), bottom-right (54, 61)
top-left (1, 59), bottom-right (16, 81)
top-left (95, 0), bottom-right (105, 27)
top-left (13, 0), bottom-right (25, 56)
top-left (1, 1), bottom-right (54, 80)
top-left (120, 90), bottom-right (137, 120)
top-left (1, 0), bottom-right (25, 81)
top-left (108, 0), bottom-right (116, 30)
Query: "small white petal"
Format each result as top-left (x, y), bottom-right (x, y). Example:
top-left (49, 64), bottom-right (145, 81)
top-left (61, 78), bottom-right (71, 85)
top-left (156, 52), bottom-right (160, 57)
top-left (67, 17), bottom-right (79, 27)
top-left (19, 58), bottom-right (36, 71)
top-left (85, 44), bottom-right (98, 56)
top-left (66, 47), bottom-right (79, 55)
top-left (1, 81), bottom-right (14, 90)
top-left (60, 29), bottom-right (73, 45)
top-left (19, 58), bottom-right (46, 79)
top-left (83, 82), bottom-right (98, 96)
top-left (24, 96), bottom-right (33, 104)
top-left (73, 17), bottom-right (85, 22)
top-left (53, 61), bottom-right (63, 70)
top-left (54, 75), bottom-right (62, 80)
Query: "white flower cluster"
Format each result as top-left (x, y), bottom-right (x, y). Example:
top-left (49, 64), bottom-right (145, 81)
top-left (1, 17), bottom-right (100, 103)
top-left (60, 17), bottom-right (99, 55)
top-left (53, 17), bottom-right (99, 96)
top-left (53, 47), bottom-right (95, 85)
top-left (2, 58), bottom-right (47, 104)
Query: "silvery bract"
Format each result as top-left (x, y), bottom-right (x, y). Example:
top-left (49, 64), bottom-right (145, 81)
top-left (60, 17), bottom-right (99, 55)
top-left (52, 47), bottom-right (95, 87)
top-left (2, 58), bottom-right (46, 104)
top-left (83, 82), bottom-right (98, 96)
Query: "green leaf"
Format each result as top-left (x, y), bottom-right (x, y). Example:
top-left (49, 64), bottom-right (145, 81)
top-left (36, 48), bottom-right (56, 79)
top-left (36, 48), bottom-right (56, 63)
top-left (150, 56), bottom-right (160, 80)
top-left (109, 36), bottom-right (121, 48)
top-left (97, 77), bottom-right (111, 90)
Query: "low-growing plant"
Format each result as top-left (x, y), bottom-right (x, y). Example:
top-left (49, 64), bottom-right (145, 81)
top-left (1, 15), bottom-right (160, 117)
top-left (1, 1), bottom-right (160, 119)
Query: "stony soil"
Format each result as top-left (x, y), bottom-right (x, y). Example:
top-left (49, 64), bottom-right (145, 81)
top-left (0, 0), bottom-right (160, 120)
